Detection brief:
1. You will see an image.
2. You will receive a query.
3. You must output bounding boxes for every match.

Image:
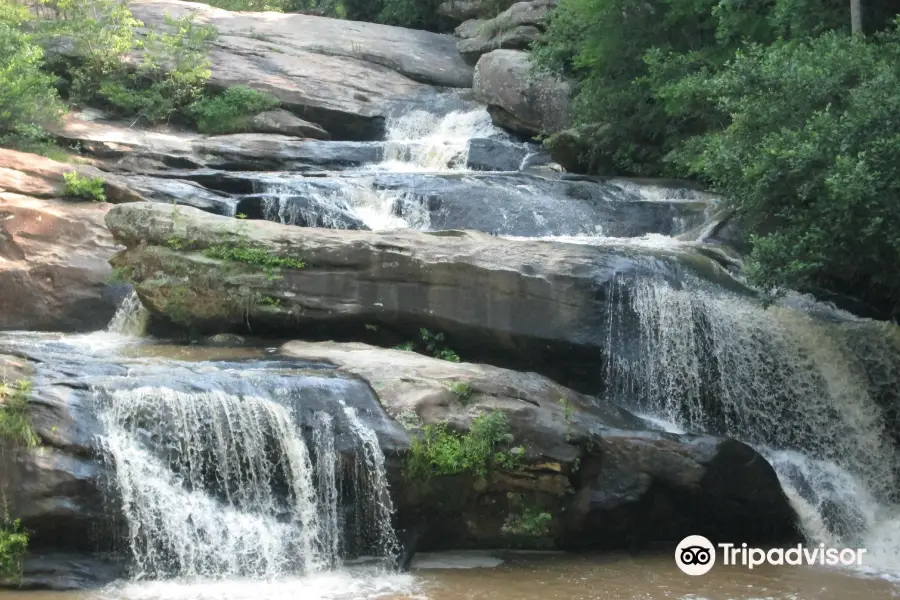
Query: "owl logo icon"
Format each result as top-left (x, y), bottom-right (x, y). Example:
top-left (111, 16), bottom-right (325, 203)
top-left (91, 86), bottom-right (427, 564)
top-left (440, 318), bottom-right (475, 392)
top-left (675, 535), bottom-right (716, 575)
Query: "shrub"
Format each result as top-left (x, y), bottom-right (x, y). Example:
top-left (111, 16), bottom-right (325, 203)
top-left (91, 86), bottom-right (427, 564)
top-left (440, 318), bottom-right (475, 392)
top-left (63, 171), bottom-right (106, 202)
top-left (446, 381), bottom-right (474, 403)
top-left (188, 86), bottom-right (281, 133)
top-left (405, 411), bottom-right (523, 480)
top-left (31, 1), bottom-right (216, 124)
top-left (0, 513), bottom-right (28, 584)
top-left (203, 244), bottom-right (305, 270)
top-left (502, 495), bottom-right (552, 537)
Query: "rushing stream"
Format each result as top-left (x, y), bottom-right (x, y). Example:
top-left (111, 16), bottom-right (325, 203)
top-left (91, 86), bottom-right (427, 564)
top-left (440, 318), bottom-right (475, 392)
top-left (3, 99), bottom-right (900, 600)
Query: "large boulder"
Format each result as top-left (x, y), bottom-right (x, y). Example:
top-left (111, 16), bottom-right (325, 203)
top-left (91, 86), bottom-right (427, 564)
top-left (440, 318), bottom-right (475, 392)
top-left (280, 342), bottom-right (799, 550)
top-left (438, 0), bottom-right (519, 23)
top-left (0, 150), bottom-right (131, 332)
top-left (0, 194), bottom-right (124, 332)
top-left (456, 0), bottom-right (557, 64)
top-left (104, 202), bottom-right (751, 390)
top-left (126, 0), bottom-right (474, 139)
top-left (473, 49), bottom-right (572, 136)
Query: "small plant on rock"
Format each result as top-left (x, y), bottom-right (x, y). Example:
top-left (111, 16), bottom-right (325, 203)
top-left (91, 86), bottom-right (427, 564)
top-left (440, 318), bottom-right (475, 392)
top-left (0, 379), bottom-right (38, 447)
top-left (502, 494), bottom-right (553, 537)
top-left (446, 381), bottom-right (475, 403)
top-left (63, 171), bottom-right (106, 202)
top-left (421, 328), bottom-right (460, 362)
top-left (405, 411), bottom-right (522, 481)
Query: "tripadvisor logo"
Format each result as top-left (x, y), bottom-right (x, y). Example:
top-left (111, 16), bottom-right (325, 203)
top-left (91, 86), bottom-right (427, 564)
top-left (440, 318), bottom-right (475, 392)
top-left (675, 535), bottom-right (867, 576)
top-left (676, 535), bottom-right (716, 575)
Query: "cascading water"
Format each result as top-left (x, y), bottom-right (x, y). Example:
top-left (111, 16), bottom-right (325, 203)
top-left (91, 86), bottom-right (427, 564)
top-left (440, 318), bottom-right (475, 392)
top-left (379, 108), bottom-right (500, 172)
top-left (249, 104), bottom-right (519, 232)
top-left (96, 379), bottom-right (399, 581)
top-left (107, 291), bottom-right (149, 337)
top-left (604, 273), bottom-right (900, 576)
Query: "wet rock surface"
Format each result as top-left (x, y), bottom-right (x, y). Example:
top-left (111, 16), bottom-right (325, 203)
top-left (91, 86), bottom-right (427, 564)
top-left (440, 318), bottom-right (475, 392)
top-left (53, 119), bottom-right (386, 172)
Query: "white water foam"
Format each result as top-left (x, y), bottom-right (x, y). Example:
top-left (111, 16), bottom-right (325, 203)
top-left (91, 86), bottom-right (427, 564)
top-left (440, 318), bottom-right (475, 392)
top-left (107, 290), bottom-right (149, 337)
top-left (91, 570), bottom-right (419, 600)
top-left (257, 179), bottom-right (430, 231)
top-left (380, 108), bottom-right (500, 172)
top-left (253, 107), bottom-right (511, 230)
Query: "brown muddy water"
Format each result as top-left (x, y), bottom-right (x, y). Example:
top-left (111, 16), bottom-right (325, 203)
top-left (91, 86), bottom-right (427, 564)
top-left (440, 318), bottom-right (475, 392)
top-left (1, 551), bottom-right (897, 600)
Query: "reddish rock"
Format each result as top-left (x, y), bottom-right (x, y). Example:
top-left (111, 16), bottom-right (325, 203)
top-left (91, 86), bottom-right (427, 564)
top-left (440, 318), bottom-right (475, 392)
top-left (0, 150), bottom-right (127, 331)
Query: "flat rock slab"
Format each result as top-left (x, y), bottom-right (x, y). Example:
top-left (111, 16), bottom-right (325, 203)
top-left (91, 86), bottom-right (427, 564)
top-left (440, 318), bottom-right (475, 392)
top-left (105, 202), bottom-right (753, 388)
top-left (128, 0), bottom-right (474, 139)
top-left (53, 119), bottom-right (384, 171)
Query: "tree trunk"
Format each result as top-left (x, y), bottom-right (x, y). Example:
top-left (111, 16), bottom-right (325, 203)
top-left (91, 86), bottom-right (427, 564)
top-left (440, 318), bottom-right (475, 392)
top-left (851, 0), bottom-right (863, 35)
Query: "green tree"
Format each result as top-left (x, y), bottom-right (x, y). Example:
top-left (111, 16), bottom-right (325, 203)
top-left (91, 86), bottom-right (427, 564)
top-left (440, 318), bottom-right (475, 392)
top-left (0, 3), bottom-right (64, 146)
top-left (532, 0), bottom-right (888, 175)
top-left (659, 27), bottom-right (900, 317)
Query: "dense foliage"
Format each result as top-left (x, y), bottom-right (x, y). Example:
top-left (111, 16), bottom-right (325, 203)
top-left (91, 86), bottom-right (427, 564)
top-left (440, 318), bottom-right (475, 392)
top-left (667, 29), bottom-right (900, 317)
top-left (0, 3), bottom-right (64, 146)
top-left (189, 85), bottom-right (280, 133)
top-left (534, 1), bottom-right (900, 318)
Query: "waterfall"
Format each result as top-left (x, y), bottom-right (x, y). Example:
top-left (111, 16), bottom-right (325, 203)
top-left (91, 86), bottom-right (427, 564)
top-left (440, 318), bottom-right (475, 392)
top-left (256, 179), bottom-right (430, 231)
top-left (250, 106), bottom-right (511, 231)
top-left (96, 381), bottom-right (399, 580)
top-left (342, 404), bottom-right (398, 559)
top-left (380, 108), bottom-right (500, 172)
top-left (107, 291), bottom-right (149, 337)
top-left (605, 274), bottom-right (900, 573)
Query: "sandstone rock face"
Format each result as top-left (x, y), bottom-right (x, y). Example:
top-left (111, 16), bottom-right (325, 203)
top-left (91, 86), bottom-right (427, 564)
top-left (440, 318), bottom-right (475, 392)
top-left (127, 0), bottom-right (474, 139)
top-left (280, 341), bottom-right (799, 550)
top-left (473, 49), bottom-right (572, 136)
top-left (456, 0), bottom-right (556, 64)
top-left (105, 202), bottom-right (749, 389)
top-left (0, 194), bottom-right (123, 331)
top-left (0, 148), bottom-right (144, 204)
top-left (0, 150), bottom-right (130, 331)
